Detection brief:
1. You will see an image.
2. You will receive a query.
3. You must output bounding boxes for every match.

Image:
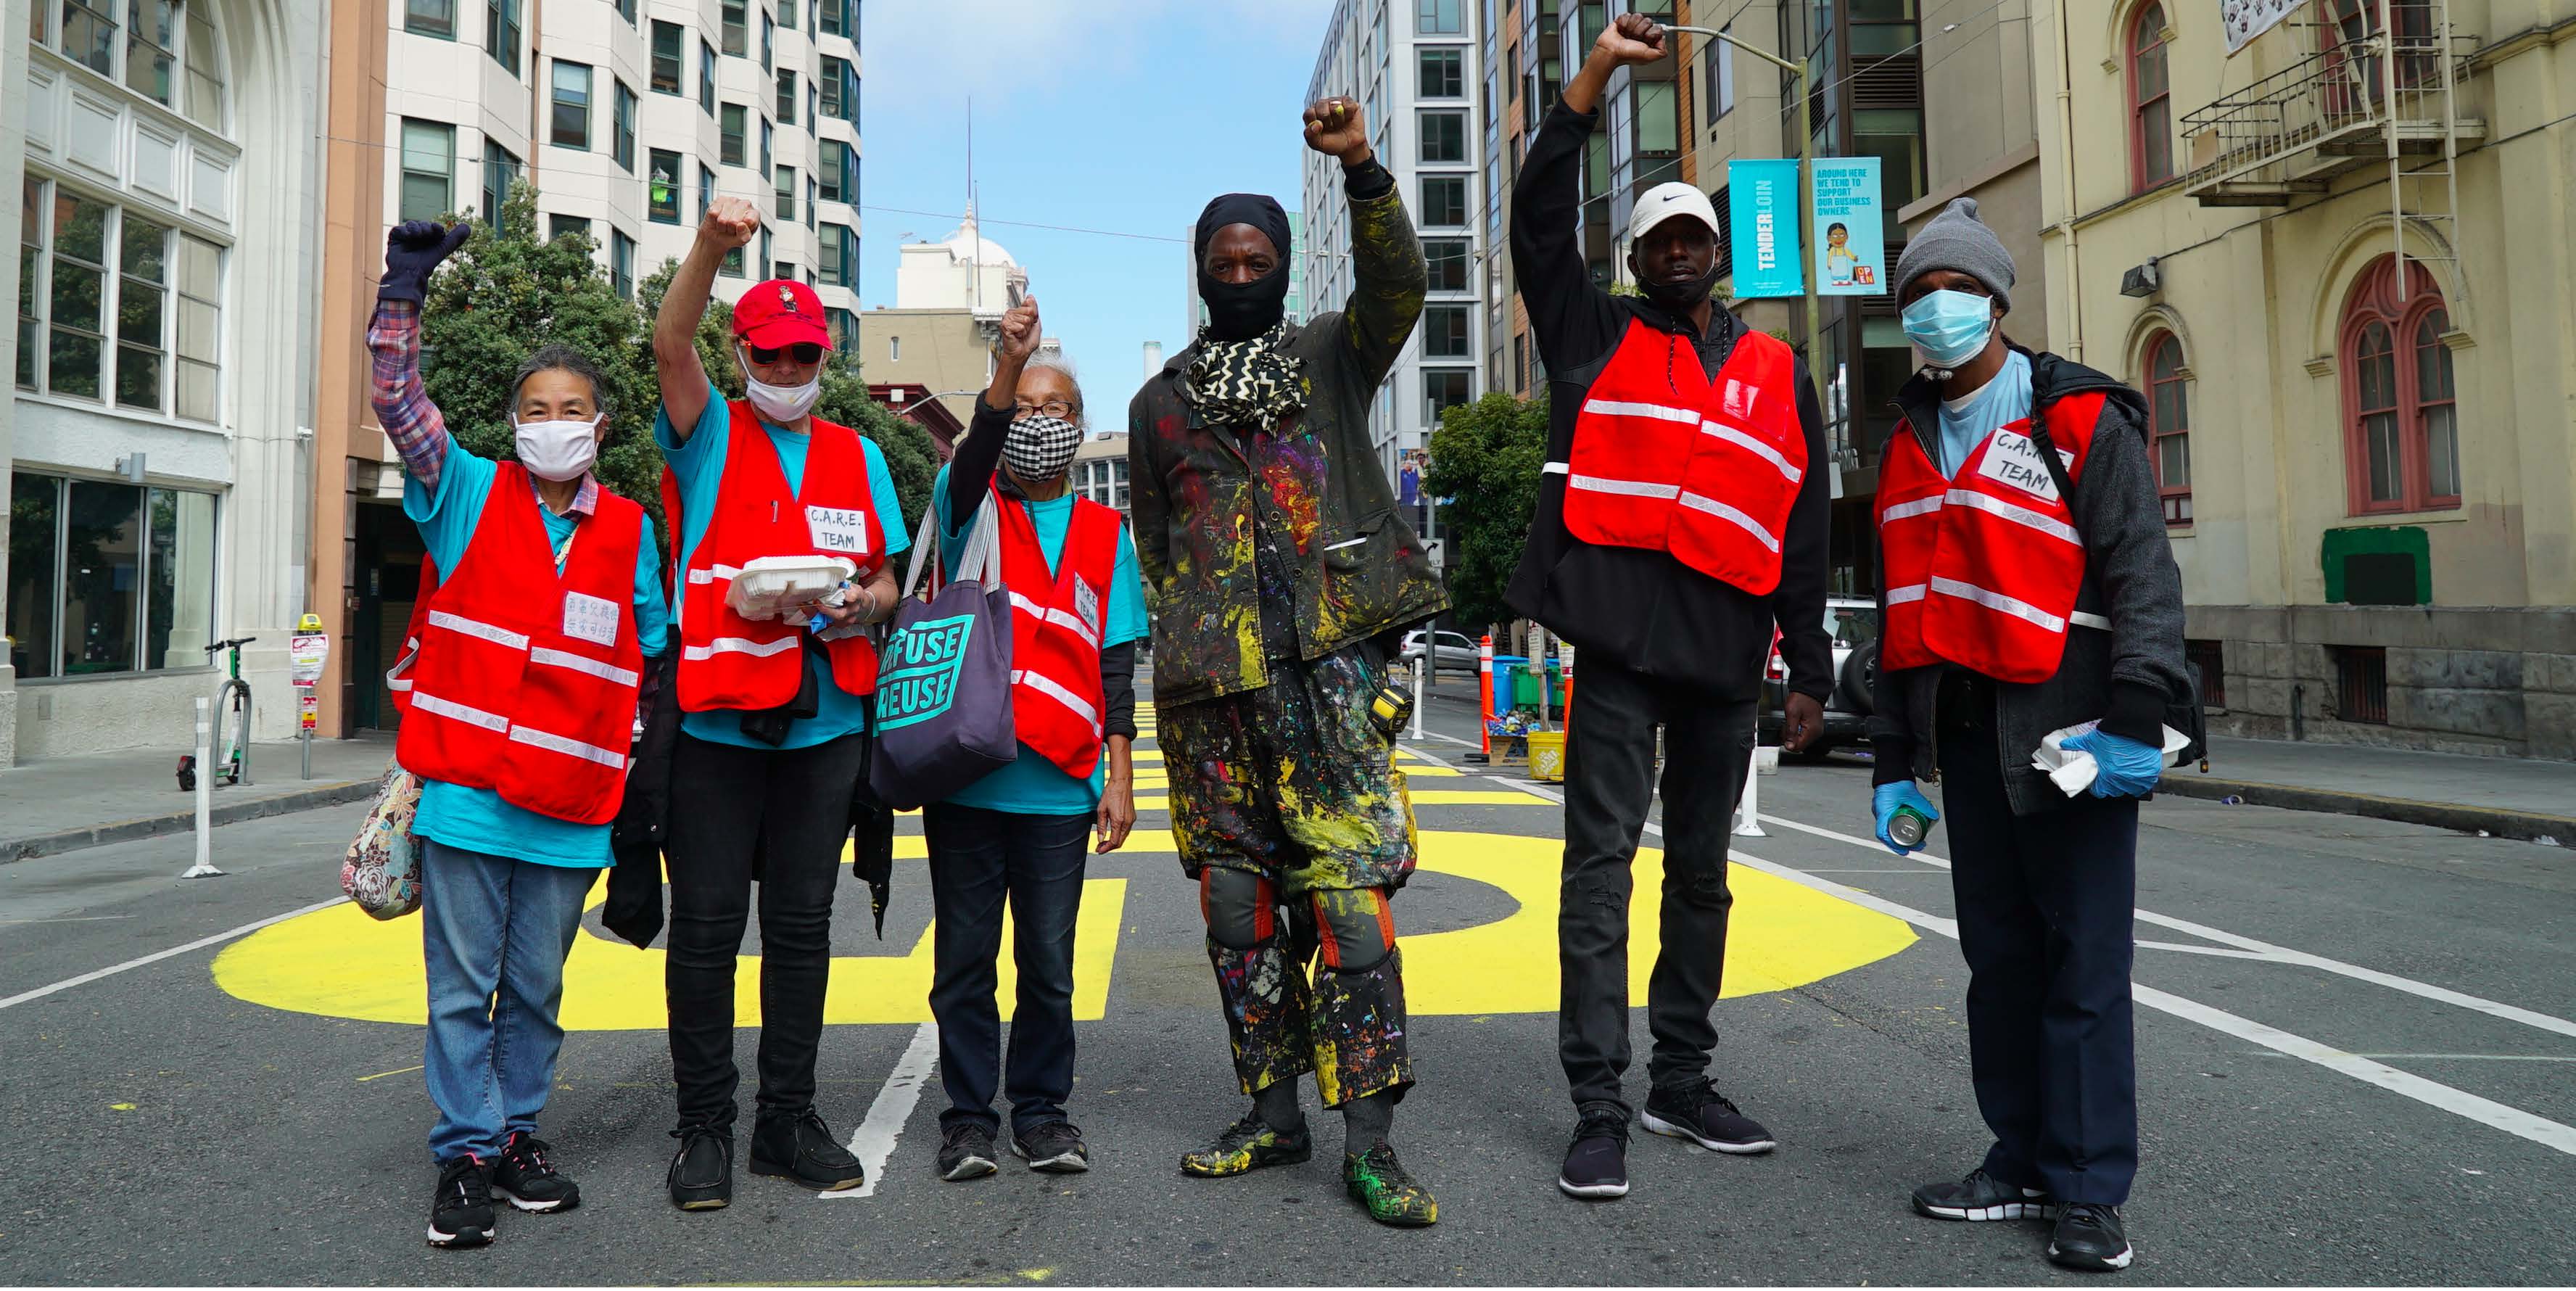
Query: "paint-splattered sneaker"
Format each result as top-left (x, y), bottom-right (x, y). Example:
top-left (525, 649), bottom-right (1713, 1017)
top-left (1179, 1112), bottom-right (1311, 1178)
top-left (1343, 1140), bottom-right (1438, 1227)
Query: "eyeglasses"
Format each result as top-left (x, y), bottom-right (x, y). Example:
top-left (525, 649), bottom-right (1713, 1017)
top-left (746, 342), bottom-right (824, 365)
top-left (1013, 400), bottom-right (1078, 419)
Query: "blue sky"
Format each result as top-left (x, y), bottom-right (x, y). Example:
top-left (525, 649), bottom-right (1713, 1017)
top-left (858, 0), bottom-right (1342, 403)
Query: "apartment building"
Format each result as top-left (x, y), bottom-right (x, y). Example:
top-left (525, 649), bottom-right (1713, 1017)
top-left (1302, 0), bottom-right (1491, 483)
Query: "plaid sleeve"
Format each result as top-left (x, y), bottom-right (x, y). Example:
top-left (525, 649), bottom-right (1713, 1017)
top-left (367, 299), bottom-right (447, 492)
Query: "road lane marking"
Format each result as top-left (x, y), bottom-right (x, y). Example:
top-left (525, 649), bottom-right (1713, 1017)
top-left (825, 1020), bottom-right (940, 1200)
top-left (2248, 1052), bottom-right (2576, 1063)
top-left (2137, 940), bottom-right (2279, 960)
top-left (0, 896), bottom-right (347, 1014)
top-left (356, 1064), bottom-right (424, 1082)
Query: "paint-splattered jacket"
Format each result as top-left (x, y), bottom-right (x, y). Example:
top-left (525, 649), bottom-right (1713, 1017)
top-left (1127, 168), bottom-right (1447, 708)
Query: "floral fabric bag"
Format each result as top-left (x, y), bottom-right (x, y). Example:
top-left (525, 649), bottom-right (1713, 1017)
top-left (341, 758), bottom-right (424, 919)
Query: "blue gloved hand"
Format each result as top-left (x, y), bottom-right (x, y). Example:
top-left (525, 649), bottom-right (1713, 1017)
top-left (1873, 781), bottom-right (1940, 855)
top-left (379, 220), bottom-right (473, 305)
top-left (2064, 727), bottom-right (2166, 798)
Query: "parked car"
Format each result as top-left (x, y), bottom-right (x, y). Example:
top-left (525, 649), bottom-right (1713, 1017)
top-left (1759, 597), bottom-right (1879, 759)
top-left (1400, 628), bottom-right (1483, 676)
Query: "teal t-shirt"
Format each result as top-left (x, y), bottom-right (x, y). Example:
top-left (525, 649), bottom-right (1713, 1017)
top-left (931, 463), bottom-right (1148, 815)
top-left (1936, 350), bottom-right (2034, 478)
top-left (653, 379), bottom-right (912, 750)
top-left (404, 435), bottom-right (671, 869)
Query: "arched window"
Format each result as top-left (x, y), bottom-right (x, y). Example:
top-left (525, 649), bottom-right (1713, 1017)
top-left (2340, 255), bottom-right (2459, 513)
top-left (2144, 330), bottom-right (2191, 525)
top-left (2128, 1), bottom-right (2173, 190)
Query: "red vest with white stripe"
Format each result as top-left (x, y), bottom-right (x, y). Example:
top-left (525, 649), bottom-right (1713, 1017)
top-left (1553, 321), bottom-right (1806, 595)
top-left (1876, 392), bottom-right (2109, 684)
top-left (996, 489), bottom-right (1123, 779)
top-left (395, 464), bottom-right (645, 825)
top-left (385, 556), bottom-right (441, 716)
top-left (677, 402), bottom-right (887, 712)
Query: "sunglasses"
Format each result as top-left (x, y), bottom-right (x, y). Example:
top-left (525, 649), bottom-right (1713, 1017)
top-left (746, 342), bottom-right (824, 365)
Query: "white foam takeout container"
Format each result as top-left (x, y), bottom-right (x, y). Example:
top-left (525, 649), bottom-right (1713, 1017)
top-left (727, 554), bottom-right (856, 622)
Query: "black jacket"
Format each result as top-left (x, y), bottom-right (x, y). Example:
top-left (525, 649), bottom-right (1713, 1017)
top-left (1867, 346), bottom-right (2191, 815)
top-left (1504, 102), bottom-right (1833, 701)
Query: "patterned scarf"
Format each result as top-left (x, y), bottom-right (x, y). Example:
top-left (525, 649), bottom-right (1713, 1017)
top-left (1180, 323), bottom-right (1307, 429)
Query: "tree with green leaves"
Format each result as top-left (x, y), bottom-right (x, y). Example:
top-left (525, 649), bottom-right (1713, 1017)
top-left (1423, 390), bottom-right (1550, 635)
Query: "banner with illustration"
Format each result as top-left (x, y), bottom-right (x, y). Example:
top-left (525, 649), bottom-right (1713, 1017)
top-left (1809, 157), bottom-right (1886, 296)
top-left (2223, 0), bottom-right (2308, 53)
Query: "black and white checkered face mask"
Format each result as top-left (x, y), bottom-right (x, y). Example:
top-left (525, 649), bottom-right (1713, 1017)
top-left (1003, 413), bottom-right (1082, 484)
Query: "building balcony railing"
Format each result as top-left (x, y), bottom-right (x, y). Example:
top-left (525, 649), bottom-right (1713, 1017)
top-left (2179, 24), bottom-right (2482, 207)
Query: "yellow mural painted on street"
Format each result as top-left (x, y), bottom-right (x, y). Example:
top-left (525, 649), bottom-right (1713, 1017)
top-left (212, 830), bottom-right (1912, 1026)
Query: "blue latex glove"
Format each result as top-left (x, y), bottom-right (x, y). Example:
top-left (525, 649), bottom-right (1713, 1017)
top-left (379, 220), bottom-right (472, 305)
top-left (2064, 727), bottom-right (2166, 798)
top-left (1873, 781), bottom-right (1940, 855)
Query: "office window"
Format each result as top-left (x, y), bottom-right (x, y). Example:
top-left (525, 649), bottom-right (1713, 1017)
top-left (550, 60), bottom-right (591, 149)
top-left (398, 118), bottom-right (454, 222)
top-left (820, 222), bottom-right (847, 286)
top-left (179, 0), bottom-right (223, 128)
top-left (760, 9), bottom-right (773, 69)
top-left (1855, 108), bottom-right (1926, 208)
top-left (820, 55), bottom-right (849, 118)
top-left (720, 104), bottom-right (746, 166)
top-left (720, 0), bottom-right (746, 55)
top-left (5, 473), bottom-right (218, 679)
top-left (806, 176), bottom-right (816, 229)
top-left (614, 0), bottom-right (634, 24)
top-left (1419, 110), bottom-right (1466, 163)
top-left (405, 0), bottom-right (455, 38)
top-left (1423, 238), bottom-right (1470, 292)
top-left (1704, 24), bottom-right (1735, 123)
top-left (817, 139), bottom-right (846, 202)
top-left (1424, 368), bottom-right (1473, 425)
top-left (1638, 80), bottom-right (1677, 154)
top-left (613, 79), bottom-right (637, 171)
top-left (125, 0), bottom-right (182, 101)
top-left (19, 179), bottom-right (44, 391)
top-left (888, 333), bottom-right (899, 361)
top-left (611, 228), bottom-right (635, 300)
top-left (2129, 1), bottom-right (2174, 189)
top-left (1416, 0), bottom-right (1462, 34)
top-left (2340, 255), bottom-right (2459, 513)
top-left (650, 20), bottom-right (682, 93)
top-left (722, 244), bottom-right (745, 277)
top-left (699, 38), bottom-right (715, 115)
top-left (39, 188), bottom-right (107, 400)
top-left (1423, 305), bottom-right (1471, 358)
top-left (485, 0), bottom-right (519, 74)
top-left (2143, 330), bottom-right (2192, 525)
top-left (1419, 175), bottom-right (1466, 226)
top-left (775, 166), bottom-right (796, 220)
top-left (648, 149), bottom-right (682, 222)
top-left (777, 0), bottom-right (792, 30)
top-left (482, 139), bottom-right (519, 232)
top-left (777, 67), bottom-right (797, 125)
top-left (172, 233), bottom-right (217, 420)
top-left (114, 213), bottom-right (166, 411)
top-left (819, 0), bottom-right (841, 36)
top-left (1419, 46), bottom-right (1464, 97)
top-left (760, 116), bottom-right (773, 178)
top-left (548, 213), bottom-right (590, 244)
top-left (759, 226), bottom-right (772, 280)
top-left (698, 162), bottom-right (716, 220)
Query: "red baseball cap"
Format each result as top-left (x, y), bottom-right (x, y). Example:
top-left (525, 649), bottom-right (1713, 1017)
top-left (732, 279), bottom-right (833, 350)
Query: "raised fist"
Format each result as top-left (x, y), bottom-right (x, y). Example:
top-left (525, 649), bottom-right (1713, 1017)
top-left (996, 295), bottom-right (1041, 363)
top-left (1596, 11), bottom-right (1668, 65)
top-left (1303, 96), bottom-right (1371, 165)
top-left (698, 196), bottom-right (761, 251)
top-left (380, 220), bottom-right (472, 304)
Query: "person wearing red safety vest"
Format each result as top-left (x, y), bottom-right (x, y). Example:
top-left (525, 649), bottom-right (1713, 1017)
top-left (1508, 14), bottom-right (1833, 1204)
top-left (913, 297), bottom-right (1147, 1184)
top-left (648, 197), bottom-right (907, 1210)
top-left (1870, 199), bottom-right (2188, 1274)
top-left (369, 222), bottom-right (673, 1249)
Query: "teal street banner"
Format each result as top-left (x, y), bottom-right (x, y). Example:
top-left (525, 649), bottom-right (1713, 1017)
top-left (1809, 157), bottom-right (1886, 296)
top-left (1727, 159), bottom-right (1804, 297)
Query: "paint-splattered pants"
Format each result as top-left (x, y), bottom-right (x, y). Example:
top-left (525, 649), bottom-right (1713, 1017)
top-left (1165, 647), bottom-right (1419, 1105)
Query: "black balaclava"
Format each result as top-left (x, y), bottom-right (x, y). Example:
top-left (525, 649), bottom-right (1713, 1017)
top-left (1194, 193), bottom-right (1295, 342)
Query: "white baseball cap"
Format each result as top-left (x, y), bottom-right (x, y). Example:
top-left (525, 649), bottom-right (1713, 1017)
top-left (1628, 181), bottom-right (1722, 245)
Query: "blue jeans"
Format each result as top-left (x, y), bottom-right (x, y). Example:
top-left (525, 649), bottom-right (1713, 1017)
top-left (922, 803), bottom-right (1090, 1136)
top-left (419, 838), bottom-right (598, 1163)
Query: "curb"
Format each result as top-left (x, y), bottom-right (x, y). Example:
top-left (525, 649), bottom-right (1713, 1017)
top-left (0, 780), bottom-right (379, 865)
top-left (2154, 775), bottom-right (2575, 844)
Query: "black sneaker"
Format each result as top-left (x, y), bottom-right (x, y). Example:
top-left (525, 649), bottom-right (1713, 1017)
top-left (1557, 1110), bottom-right (1630, 1200)
top-left (1910, 1167), bottom-right (2056, 1222)
top-left (937, 1123), bottom-right (999, 1181)
top-left (2049, 1203), bottom-right (2134, 1271)
top-left (1012, 1121), bottom-right (1091, 1174)
top-left (666, 1125), bottom-right (732, 1211)
top-left (749, 1108), bottom-right (866, 1192)
top-left (492, 1132), bottom-right (580, 1213)
top-left (1179, 1111), bottom-right (1313, 1178)
top-left (427, 1155), bottom-right (496, 1248)
top-left (1640, 1080), bottom-right (1777, 1154)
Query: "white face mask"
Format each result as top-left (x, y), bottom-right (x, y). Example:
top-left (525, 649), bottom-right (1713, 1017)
top-left (739, 347), bottom-right (822, 423)
top-left (513, 414), bottom-right (603, 482)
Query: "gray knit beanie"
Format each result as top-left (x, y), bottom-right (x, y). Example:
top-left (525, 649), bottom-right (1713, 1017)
top-left (1894, 197), bottom-right (2013, 313)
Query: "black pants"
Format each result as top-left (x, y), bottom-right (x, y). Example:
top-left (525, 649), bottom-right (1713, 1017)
top-left (922, 802), bottom-right (1089, 1137)
top-left (1937, 697), bottom-right (2139, 1205)
top-left (664, 731), bottom-right (867, 1132)
top-left (1557, 661), bottom-right (1756, 1118)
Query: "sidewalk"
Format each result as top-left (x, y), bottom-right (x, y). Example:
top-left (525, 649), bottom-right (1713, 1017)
top-left (2158, 735), bottom-right (2576, 843)
top-left (1, 738), bottom-right (391, 862)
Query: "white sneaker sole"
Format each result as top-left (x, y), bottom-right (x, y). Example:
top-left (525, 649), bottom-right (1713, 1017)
top-left (1012, 1142), bottom-right (1091, 1173)
top-left (425, 1224), bottom-right (493, 1247)
top-left (2049, 1240), bottom-right (2136, 1271)
top-left (940, 1155), bottom-right (999, 1181)
top-left (1920, 1199), bottom-right (2057, 1222)
top-left (1638, 1110), bottom-right (1778, 1154)
top-left (1557, 1175), bottom-right (1630, 1199)
top-left (491, 1184), bottom-right (571, 1213)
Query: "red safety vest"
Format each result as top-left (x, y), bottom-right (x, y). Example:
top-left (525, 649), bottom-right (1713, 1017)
top-left (385, 556), bottom-right (441, 717)
top-left (1875, 392), bottom-right (2112, 684)
top-left (995, 489), bottom-right (1123, 779)
top-left (395, 464), bottom-right (646, 825)
top-left (676, 403), bottom-right (887, 712)
top-left (1551, 321), bottom-right (1806, 595)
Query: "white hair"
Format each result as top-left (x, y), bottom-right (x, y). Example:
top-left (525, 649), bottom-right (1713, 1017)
top-left (1019, 354), bottom-right (1086, 427)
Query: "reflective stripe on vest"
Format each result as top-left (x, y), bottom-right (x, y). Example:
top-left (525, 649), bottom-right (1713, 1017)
top-left (1009, 590), bottom-right (1102, 650)
top-left (994, 487), bottom-right (1123, 778)
top-left (1013, 667), bottom-right (1101, 727)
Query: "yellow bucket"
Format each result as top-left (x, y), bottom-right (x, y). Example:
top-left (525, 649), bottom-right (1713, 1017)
top-left (1527, 731), bottom-right (1567, 783)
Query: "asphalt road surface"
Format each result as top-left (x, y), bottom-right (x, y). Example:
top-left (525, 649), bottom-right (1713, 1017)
top-left (2, 695), bottom-right (2572, 1286)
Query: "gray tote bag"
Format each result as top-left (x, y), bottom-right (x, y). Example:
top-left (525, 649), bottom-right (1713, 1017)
top-left (868, 492), bottom-right (1017, 810)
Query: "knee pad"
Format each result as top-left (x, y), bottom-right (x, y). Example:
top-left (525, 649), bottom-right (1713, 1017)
top-left (1310, 888), bottom-right (1395, 972)
top-left (1200, 869), bottom-right (1276, 951)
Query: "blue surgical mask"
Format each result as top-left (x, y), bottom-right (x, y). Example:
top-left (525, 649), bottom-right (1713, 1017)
top-left (1901, 289), bottom-right (1998, 368)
